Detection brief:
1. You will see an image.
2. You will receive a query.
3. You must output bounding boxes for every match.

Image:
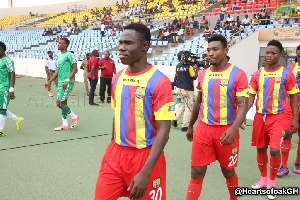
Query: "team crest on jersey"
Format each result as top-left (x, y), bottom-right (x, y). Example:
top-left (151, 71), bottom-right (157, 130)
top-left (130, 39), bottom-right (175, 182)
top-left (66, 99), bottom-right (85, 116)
top-left (153, 177), bottom-right (161, 189)
top-left (220, 79), bottom-right (229, 87)
top-left (135, 87), bottom-right (146, 99)
top-left (60, 59), bottom-right (64, 63)
top-left (168, 105), bottom-right (175, 112)
top-left (275, 78), bottom-right (281, 84)
top-left (282, 130), bottom-right (285, 136)
top-left (232, 147), bottom-right (237, 155)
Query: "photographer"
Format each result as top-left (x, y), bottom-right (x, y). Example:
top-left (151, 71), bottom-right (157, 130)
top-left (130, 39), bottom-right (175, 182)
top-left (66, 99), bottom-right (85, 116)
top-left (172, 51), bottom-right (199, 131)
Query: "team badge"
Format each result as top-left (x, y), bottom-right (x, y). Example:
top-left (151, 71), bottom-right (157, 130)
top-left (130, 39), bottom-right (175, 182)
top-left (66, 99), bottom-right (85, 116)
top-left (282, 130), bottom-right (285, 136)
top-left (220, 80), bottom-right (229, 87)
top-left (153, 177), bottom-right (161, 189)
top-left (168, 105), bottom-right (175, 112)
top-left (275, 78), bottom-right (281, 84)
top-left (232, 147), bottom-right (237, 155)
top-left (135, 87), bottom-right (146, 99)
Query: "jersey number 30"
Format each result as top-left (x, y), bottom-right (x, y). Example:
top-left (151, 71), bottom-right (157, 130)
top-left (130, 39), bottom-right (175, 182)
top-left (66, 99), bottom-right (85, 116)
top-left (149, 187), bottom-right (162, 200)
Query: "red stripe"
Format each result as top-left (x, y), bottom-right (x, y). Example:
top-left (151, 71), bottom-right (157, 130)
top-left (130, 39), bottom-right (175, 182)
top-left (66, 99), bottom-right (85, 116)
top-left (267, 77), bottom-right (275, 113)
top-left (127, 86), bottom-right (136, 147)
top-left (213, 79), bottom-right (221, 125)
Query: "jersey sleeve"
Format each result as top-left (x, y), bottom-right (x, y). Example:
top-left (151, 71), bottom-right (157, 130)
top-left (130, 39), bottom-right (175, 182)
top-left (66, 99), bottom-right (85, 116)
top-left (152, 76), bottom-right (176, 120)
top-left (6, 58), bottom-right (15, 73)
top-left (68, 52), bottom-right (77, 65)
top-left (249, 72), bottom-right (258, 94)
top-left (285, 70), bottom-right (299, 95)
top-left (235, 70), bottom-right (249, 97)
top-left (196, 70), bottom-right (203, 92)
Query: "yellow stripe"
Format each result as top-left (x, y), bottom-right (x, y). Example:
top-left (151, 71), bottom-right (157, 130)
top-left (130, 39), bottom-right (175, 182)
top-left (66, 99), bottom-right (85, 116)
top-left (258, 69), bottom-right (265, 113)
top-left (135, 93), bottom-right (146, 148)
top-left (272, 67), bottom-right (283, 114)
top-left (249, 86), bottom-right (257, 94)
top-left (202, 69), bottom-right (209, 124)
top-left (219, 65), bottom-right (232, 125)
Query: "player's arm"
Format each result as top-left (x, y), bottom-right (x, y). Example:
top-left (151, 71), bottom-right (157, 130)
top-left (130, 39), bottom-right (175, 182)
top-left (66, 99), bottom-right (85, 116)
top-left (186, 91), bottom-right (202, 142)
top-left (9, 72), bottom-right (16, 100)
top-left (113, 63), bottom-right (116, 74)
top-left (128, 120), bottom-right (170, 199)
top-left (289, 94), bottom-right (299, 133)
top-left (111, 116), bottom-right (115, 141)
top-left (220, 96), bottom-right (248, 145)
top-left (45, 69), bottom-right (58, 89)
top-left (91, 64), bottom-right (96, 79)
top-left (62, 63), bottom-right (78, 89)
top-left (80, 61), bottom-right (84, 69)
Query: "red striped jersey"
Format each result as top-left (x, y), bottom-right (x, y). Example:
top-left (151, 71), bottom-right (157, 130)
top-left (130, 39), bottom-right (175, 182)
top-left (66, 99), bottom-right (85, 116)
top-left (249, 65), bottom-right (298, 114)
top-left (197, 64), bottom-right (249, 125)
top-left (111, 65), bottom-right (176, 149)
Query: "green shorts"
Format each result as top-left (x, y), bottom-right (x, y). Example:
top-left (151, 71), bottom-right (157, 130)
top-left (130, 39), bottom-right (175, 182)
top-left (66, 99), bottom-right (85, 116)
top-left (57, 83), bottom-right (73, 101)
top-left (0, 90), bottom-right (10, 110)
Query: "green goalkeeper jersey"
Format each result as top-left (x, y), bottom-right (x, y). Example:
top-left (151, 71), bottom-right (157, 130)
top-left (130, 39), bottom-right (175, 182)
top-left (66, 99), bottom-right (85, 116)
top-left (0, 56), bottom-right (15, 90)
top-left (58, 51), bottom-right (76, 85)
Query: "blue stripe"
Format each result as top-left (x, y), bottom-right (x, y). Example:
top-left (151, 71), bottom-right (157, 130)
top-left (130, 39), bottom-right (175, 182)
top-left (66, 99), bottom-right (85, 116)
top-left (262, 77), bottom-right (270, 114)
top-left (253, 71), bottom-right (257, 79)
top-left (207, 79), bottom-right (215, 125)
top-left (227, 66), bottom-right (239, 124)
top-left (120, 84), bottom-right (130, 146)
top-left (278, 68), bottom-right (289, 113)
top-left (144, 70), bottom-right (164, 147)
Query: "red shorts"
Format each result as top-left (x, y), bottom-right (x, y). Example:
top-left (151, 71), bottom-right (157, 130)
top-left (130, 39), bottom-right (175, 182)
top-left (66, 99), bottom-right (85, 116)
top-left (95, 142), bottom-right (166, 200)
top-left (284, 100), bottom-right (300, 133)
top-left (192, 121), bottom-right (240, 170)
top-left (252, 113), bottom-right (286, 150)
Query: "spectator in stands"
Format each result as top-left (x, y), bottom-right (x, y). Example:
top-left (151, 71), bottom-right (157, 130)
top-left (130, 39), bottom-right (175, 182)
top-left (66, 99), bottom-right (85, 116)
top-left (261, 3), bottom-right (267, 13)
top-left (173, 17), bottom-right (179, 26)
top-left (258, 14), bottom-right (264, 25)
top-left (200, 35), bottom-right (209, 53)
top-left (204, 26), bottom-right (212, 36)
top-left (226, 14), bottom-right (235, 23)
top-left (72, 17), bottom-right (77, 27)
top-left (220, 3), bottom-right (227, 21)
top-left (108, 15), bottom-right (112, 26)
top-left (227, 35), bottom-right (236, 47)
top-left (42, 28), bottom-right (47, 36)
top-left (230, 21), bottom-right (239, 34)
top-left (178, 18), bottom-right (183, 29)
top-left (137, 4), bottom-right (141, 15)
top-left (232, 1), bottom-right (239, 11)
top-left (199, 15), bottom-right (208, 29)
top-left (158, 29), bottom-right (163, 40)
top-left (184, 16), bottom-right (189, 28)
top-left (215, 19), bottom-right (222, 28)
top-left (213, 25), bottom-right (223, 35)
top-left (171, 27), bottom-right (178, 43)
top-left (29, 12), bottom-right (35, 17)
top-left (163, 29), bottom-right (171, 41)
top-left (224, 20), bottom-right (231, 30)
top-left (139, 10), bottom-right (144, 18)
top-left (242, 14), bottom-right (250, 26)
top-left (125, 0), bottom-right (129, 10)
top-left (170, 4), bottom-right (176, 12)
top-left (236, 16), bottom-right (241, 26)
top-left (191, 16), bottom-right (198, 27)
top-left (147, 19), bottom-right (153, 29)
top-left (74, 26), bottom-right (80, 35)
top-left (101, 23), bottom-right (105, 37)
top-left (157, 2), bottom-right (162, 13)
top-left (139, 19), bottom-right (143, 24)
top-left (251, 14), bottom-right (258, 25)
top-left (185, 23), bottom-right (193, 36)
top-left (264, 12), bottom-right (270, 25)
top-left (111, 28), bottom-right (116, 36)
top-left (177, 28), bottom-right (183, 41)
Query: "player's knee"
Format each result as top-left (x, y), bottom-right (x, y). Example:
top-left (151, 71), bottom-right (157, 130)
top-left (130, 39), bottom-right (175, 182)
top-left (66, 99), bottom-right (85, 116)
top-left (191, 166), bottom-right (206, 178)
top-left (270, 148), bottom-right (280, 157)
top-left (283, 131), bottom-right (292, 140)
top-left (257, 147), bottom-right (268, 153)
top-left (0, 109), bottom-right (7, 116)
top-left (221, 168), bottom-right (235, 179)
top-left (56, 101), bottom-right (63, 108)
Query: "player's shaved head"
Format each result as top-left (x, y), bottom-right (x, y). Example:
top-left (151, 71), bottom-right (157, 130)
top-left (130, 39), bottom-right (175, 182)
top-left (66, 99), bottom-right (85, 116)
top-left (92, 50), bottom-right (99, 56)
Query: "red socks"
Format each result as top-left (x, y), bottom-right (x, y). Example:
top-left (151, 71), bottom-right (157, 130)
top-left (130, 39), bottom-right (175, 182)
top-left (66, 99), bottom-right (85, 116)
top-left (257, 152), bottom-right (268, 177)
top-left (270, 155), bottom-right (281, 180)
top-left (295, 140), bottom-right (300, 164)
top-left (281, 139), bottom-right (292, 168)
top-left (226, 173), bottom-right (238, 200)
top-left (186, 177), bottom-right (203, 200)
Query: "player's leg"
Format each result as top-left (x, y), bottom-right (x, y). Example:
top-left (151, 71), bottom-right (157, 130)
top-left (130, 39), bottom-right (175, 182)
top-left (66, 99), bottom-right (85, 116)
top-left (0, 109), bottom-right (7, 137)
top-left (181, 90), bottom-right (193, 131)
top-left (83, 69), bottom-right (89, 95)
top-left (174, 90), bottom-right (185, 127)
top-left (106, 78), bottom-right (112, 103)
top-left (278, 131), bottom-right (292, 176)
top-left (99, 77), bottom-right (106, 103)
top-left (186, 166), bottom-right (207, 200)
top-left (89, 79), bottom-right (98, 105)
top-left (251, 113), bottom-right (269, 188)
top-left (293, 133), bottom-right (300, 174)
top-left (6, 110), bottom-right (24, 131)
top-left (221, 167), bottom-right (238, 200)
top-left (0, 90), bottom-right (10, 136)
top-left (47, 70), bottom-right (54, 97)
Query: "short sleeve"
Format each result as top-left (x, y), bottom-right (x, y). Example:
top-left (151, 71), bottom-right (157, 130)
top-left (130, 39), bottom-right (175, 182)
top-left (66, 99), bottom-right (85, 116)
top-left (235, 70), bottom-right (249, 97)
top-left (152, 76), bottom-right (176, 120)
top-left (285, 70), bottom-right (299, 95)
top-left (68, 52), bottom-right (77, 65)
top-left (91, 58), bottom-right (98, 67)
top-left (45, 59), bottom-right (49, 67)
top-left (196, 70), bottom-right (203, 92)
top-left (6, 58), bottom-right (15, 73)
top-left (249, 73), bottom-right (258, 94)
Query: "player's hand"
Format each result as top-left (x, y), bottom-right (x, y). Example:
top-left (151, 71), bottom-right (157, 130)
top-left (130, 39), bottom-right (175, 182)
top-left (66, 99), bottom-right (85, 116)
top-left (186, 126), bottom-right (194, 142)
top-left (103, 65), bottom-right (107, 69)
top-left (80, 66), bottom-right (84, 69)
top-left (128, 171), bottom-right (150, 200)
top-left (44, 82), bottom-right (50, 89)
top-left (240, 118), bottom-right (247, 130)
top-left (92, 76), bottom-right (96, 80)
top-left (9, 92), bottom-right (15, 100)
top-left (290, 118), bottom-right (299, 133)
top-left (62, 81), bottom-right (68, 89)
top-left (220, 127), bottom-right (238, 146)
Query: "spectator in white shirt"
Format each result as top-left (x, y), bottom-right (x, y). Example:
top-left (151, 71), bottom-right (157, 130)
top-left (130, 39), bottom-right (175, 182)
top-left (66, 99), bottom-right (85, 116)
top-left (226, 14), bottom-right (235, 23)
top-left (101, 23), bottom-right (105, 37)
top-left (200, 35), bottom-right (209, 53)
top-left (232, 2), bottom-right (239, 11)
top-left (45, 51), bottom-right (58, 97)
top-left (242, 14), bottom-right (250, 26)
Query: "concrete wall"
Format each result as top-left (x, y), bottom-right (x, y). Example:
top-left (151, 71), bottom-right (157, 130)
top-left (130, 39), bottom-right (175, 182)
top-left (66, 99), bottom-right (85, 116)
top-left (0, 0), bottom-right (131, 17)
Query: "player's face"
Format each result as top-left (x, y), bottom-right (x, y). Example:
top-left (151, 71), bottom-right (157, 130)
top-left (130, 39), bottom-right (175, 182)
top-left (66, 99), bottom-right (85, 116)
top-left (58, 39), bottom-right (67, 50)
top-left (119, 29), bottom-right (148, 65)
top-left (264, 45), bottom-right (281, 66)
top-left (0, 47), bottom-right (5, 57)
top-left (296, 50), bottom-right (300, 63)
top-left (104, 52), bottom-right (109, 59)
top-left (48, 52), bottom-right (53, 58)
top-left (207, 41), bottom-right (228, 66)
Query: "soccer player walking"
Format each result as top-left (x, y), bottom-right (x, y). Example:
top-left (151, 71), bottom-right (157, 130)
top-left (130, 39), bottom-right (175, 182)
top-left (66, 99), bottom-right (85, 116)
top-left (248, 40), bottom-right (298, 200)
top-left (44, 38), bottom-right (79, 131)
top-left (95, 23), bottom-right (175, 200)
top-left (186, 35), bottom-right (249, 200)
top-left (277, 45), bottom-right (300, 176)
top-left (0, 42), bottom-right (24, 136)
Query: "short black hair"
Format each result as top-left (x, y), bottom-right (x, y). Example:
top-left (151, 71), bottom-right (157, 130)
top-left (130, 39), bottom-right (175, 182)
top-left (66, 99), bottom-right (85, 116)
top-left (124, 23), bottom-right (151, 43)
top-left (86, 53), bottom-right (91, 57)
top-left (226, 55), bottom-right (230, 61)
top-left (177, 51), bottom-right (183, 61)
top-left (208, 35), bottom-right (227, 48)
top-left (47, 51), bottom-right (52, 54)
top-left (60, 37), bottom-right (70, 46)
top-left (0, 42), bottom-right (6, 51)
top-left (267, 40), bottom-right (283, 53)
top-left (297, 45), bottom-right (300, 51)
